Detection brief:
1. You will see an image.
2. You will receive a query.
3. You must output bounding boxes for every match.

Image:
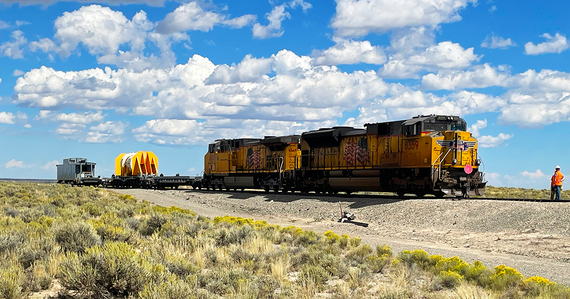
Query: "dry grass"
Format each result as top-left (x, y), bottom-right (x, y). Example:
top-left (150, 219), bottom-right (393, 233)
top-left (1, 182), bottom-right (569, 299)
top-left (271, 255), bottom-right (290, 282)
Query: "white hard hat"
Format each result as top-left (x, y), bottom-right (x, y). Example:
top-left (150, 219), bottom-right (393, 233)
top-left (556, 165), bottom-right (561, 169)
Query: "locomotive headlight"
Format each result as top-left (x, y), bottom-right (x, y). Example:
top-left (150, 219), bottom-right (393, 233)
top-left (475, 158), bottom-right (481, 166)
top-left (452, 158), bottom-right (457, 165)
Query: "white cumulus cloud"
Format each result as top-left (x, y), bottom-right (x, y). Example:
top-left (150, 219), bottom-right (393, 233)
top-left (155, 2), bottom-right (256, 34)
top-left (36, 111), bottom-right (105, 124)
top-left (312, 38), bottom-right (386, 65)
top-left (85, 121), bottom-right (128, 143)
top-left (0, 30), bottom-right (27, 59)
top-left (331, 0), bottom-right (475, 37)
top-left (42, 160), bottom-right (59, 170)
top-left (253, 4), bottom-right (289, 39)
top-left (421, 64), bottom-right (510, 90)
top-left (525, 33), bottom-right (569, 55)
top-left (0, 111), bottom-right (28, 126)
top-left (381, 41), bottom-right (480, 78)
top-left (481, 33), bottom-right (516, 49)
top-left (468, 119), bottom-right (487, 137)
top-left (478, 133), bottom-right (513, 148)
top-left (0, 112), bottom-right (15, 124)
top-left (0, 19), bottom-right (8, 29)
top-left (5, 159), bottom-right (24, 168)
top-left (521, 169), bottom-right (545, 179)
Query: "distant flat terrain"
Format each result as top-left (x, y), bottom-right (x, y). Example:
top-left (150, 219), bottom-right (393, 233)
top-left (0, 178), bottom-right (56, 183)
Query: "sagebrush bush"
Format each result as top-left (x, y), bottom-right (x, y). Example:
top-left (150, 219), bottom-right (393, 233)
top-left (432, 270), bottom-right (463, 290)
top-left (54, 221), bottom-right (101, 253)
top-left (88, 212), bottom-right (131, 242)
top-left (345, 243), bottom-right (373, 266)
top-left (22, 261), bottom-right (52, 292)
top-left (140, 213), bottom-right (169, 236)
top-left (0, 266), bottom-right (24, 299)
top-left (58, 242), bottom-right (166, 298)
top-left (138, 280), bottom-right (212, 299)
top-left (299, 264), bottom-right (330, 288)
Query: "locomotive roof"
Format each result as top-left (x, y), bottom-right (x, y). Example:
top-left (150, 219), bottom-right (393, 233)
top-left (261, 135), bottom-right (301, 145)
top-left (403, 115), bottom-right (462, 125)
top-left (302, 127), bottom-right (362, 148)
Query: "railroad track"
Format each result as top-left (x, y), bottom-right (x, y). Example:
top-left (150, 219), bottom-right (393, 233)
top-left (2, 179), bottom-right (567, 202)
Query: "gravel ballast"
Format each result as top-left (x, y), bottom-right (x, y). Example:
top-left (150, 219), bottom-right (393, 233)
top-left (113, 188), bottom-right (570, 285)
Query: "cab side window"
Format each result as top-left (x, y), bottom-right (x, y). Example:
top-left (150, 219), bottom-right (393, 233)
top-left (404, 123), bottom-right (422, 137)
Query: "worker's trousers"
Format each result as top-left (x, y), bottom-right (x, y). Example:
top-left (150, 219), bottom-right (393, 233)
top-left (554, 185), bottom-right (562, 200)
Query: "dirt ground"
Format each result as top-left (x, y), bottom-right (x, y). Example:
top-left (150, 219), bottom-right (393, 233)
top-left (113, 188), bottom-right (570, 285)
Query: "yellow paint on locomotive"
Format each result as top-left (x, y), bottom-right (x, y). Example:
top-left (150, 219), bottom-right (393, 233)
top-left (204, 142), bottom-right (300, 175)
top-left (435, 131), bottom-right (479, 169)
top-left (301, 131), bottom-right (479, 171)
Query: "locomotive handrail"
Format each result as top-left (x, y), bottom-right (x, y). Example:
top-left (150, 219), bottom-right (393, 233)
top-left (433, 148), bottom-right (453, 180)
top-left (278, 156), bottom-right (284, 186)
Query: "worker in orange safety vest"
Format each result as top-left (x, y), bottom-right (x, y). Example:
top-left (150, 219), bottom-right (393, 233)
top-left (551, 166), bottom-right (565, 200)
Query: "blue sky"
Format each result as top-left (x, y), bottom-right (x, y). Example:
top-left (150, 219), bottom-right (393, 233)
top-left (0, 0), bottom-right (568, 189)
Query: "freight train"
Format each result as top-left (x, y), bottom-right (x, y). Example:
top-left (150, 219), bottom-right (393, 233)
top-left (202, 115), bottom-right (486, 198)
top-left (57, 152), bottom-right (199, 189)
top-left (57, 115), bottom-right (486, 198)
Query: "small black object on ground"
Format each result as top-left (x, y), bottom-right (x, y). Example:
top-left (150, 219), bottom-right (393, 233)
top-left (338, 202), bottom-right (369, 227)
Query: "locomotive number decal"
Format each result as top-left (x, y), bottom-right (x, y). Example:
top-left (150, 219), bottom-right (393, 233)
top-left (343, 138), bottom-right (369, 166)
top-left (404, 139), bottom-right (419, 151)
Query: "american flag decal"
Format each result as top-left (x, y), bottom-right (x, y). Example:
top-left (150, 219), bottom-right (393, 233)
top-left (436, 140), bottom-right (477, 150)
top-left (343, 138), bottom-right (369, 166)
top-left (246, 148), bottom-right (262, 168)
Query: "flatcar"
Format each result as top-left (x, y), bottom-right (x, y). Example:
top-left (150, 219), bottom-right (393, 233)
top-left (203, 115), bottom-right (486, 197)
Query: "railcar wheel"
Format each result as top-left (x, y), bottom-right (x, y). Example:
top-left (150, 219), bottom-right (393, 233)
top-left (396, 191), bottom-right (406, 197)
top-left (264, 188), bottom-right (270, 193)
top-left (241, 188), bottom-right (245, 192)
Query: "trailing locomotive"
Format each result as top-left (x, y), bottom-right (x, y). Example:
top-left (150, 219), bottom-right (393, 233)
top-left (203, 115), bottom-right (486, 197)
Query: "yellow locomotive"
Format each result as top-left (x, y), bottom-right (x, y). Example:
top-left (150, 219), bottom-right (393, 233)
top-left (204, 136), bottom-right (301, 192)
top-left (203, 115), bottom-right (486, 197)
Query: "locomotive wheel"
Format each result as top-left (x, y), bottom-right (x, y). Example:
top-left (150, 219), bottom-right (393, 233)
top-left (415, 192), bottom-right (425, 198)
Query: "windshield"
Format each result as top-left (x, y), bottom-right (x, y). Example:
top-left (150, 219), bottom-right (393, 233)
top-left (424, 120), bottom-right (467, 132)
top-left (451, 122), bottom-right (466, 131)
